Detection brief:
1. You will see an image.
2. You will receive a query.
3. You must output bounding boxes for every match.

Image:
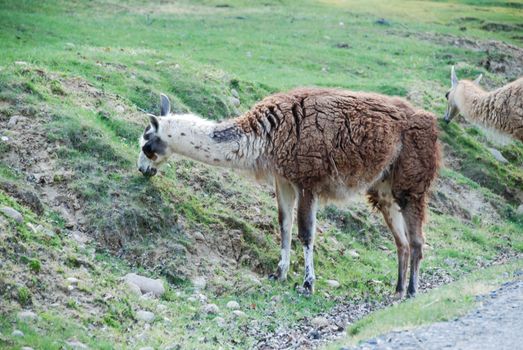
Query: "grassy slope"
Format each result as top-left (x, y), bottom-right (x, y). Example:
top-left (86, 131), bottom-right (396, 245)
top-left (0, 0), bottom-right (522, 349)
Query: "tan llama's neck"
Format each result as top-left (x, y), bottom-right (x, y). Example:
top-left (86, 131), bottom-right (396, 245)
top-left (454, 81), bottom-right (487, 123)
top-left (162, 114), bottom-right (263, 170)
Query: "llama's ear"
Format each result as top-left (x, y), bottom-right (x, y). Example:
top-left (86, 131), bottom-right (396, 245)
top-left (148, 114), bottom-right (159, 131)
top-left (473, 74), bottom-right (483, 85)
top-left (160, 94), bottom-right (171, 117)
top-left (451, 66), bottom-right (458, 88)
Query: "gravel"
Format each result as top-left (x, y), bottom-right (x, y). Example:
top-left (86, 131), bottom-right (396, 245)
top-left (347, 278), bottom-right (523, 350)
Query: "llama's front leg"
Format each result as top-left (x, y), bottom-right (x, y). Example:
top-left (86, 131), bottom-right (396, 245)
top-left (269, 178), bottom-right (296, 281)
top-left (296, 189), bottom-right (318, 296)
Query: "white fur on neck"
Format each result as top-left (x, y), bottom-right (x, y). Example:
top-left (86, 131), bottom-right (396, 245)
top-left (160, 113), bottom-right (262, 170)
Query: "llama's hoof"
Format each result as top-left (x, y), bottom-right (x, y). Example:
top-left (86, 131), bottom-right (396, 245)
top-left (407, 290), bottom-right (417, 298)
top-left (393, 291), bottom-right (405, 300)
top-left (295, 281), bottom-right (314, 296)
top-left (268, 268), bottom-right (287, 282)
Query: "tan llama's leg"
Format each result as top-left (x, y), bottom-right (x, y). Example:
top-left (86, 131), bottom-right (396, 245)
top-left (269, 178), bottom-right (296, 281)
top-left (296, 188), bottom-right (318, 296)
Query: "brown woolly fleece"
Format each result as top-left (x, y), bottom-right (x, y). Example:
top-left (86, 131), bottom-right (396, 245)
top-left (235, 88), bottom-right (440, 204)
top-left (457, 78), bottom-right (523, 142)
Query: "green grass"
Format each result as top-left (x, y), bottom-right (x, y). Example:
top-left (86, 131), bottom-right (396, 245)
top-left (1, 0), bottom-right (523, 348)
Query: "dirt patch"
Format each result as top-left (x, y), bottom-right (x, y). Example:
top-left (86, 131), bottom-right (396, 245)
top-left (481, 22), bottom-right (523, 33)
top-left (400, 31), bottom-right (523, 81)
top-left (429, 176), bottom-right (502, 223)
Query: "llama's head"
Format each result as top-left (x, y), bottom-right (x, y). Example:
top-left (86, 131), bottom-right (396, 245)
top-left (444, 66), bottom-right (482, 123)
top-left (137, 94), bottom-right (172, 177)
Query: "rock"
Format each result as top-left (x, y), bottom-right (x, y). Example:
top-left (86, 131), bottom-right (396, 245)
top-left (65, 42), bottom-right (75, 50)
top-left (247, 275), bottom-right (261, 286)
top-left (138, 347), bottom-right (154, 350)
top-left (232, 310), bottom-right (247, 318)
top-left (192, 231), bottom-right (205, 242)
top-left (136, 60), bottom-right (146, 65)
top-left (326, 280), bottom-right (340, 288)
top-left (14, 61), bottom-right (28, 66)
top-left (488, 148), bottom-right (508, 163)
top-left (311, 316), bottom-right (329, 328)
top-left (1, 136), bottom-right (8, 142)
top-left (115, 105), bottom-right (125, 113)
top-left (21, 347), bottom-right (34, 350)
top-left (157, 304), bottom-right (167, 311)
top-left (66, 277), bottom-right (79, 285)
top-left (187, 296), bottom-right (197, 303)
top-left (0, 207), bottom-right (23, 223)
top-left (346, 249), bottom-right (360, 258)
top-left (136, 310), bottom-right (155, 323)
top-left (192, 276), bottom-right (207, 290)
top-left (226, 300), bottom-right (240, 310)
top-left (7, 115), bottom-right (23, 128)
top-left (164, 344), bottom-right (182, 350)
top-left (231, 89), bottom-right (239, 98)
top-left (123, 273), bottom-right (165, 297)
top-left (17, 310), bottom-right (37, 321)
top-left (215, 316), bottom-right (226, 327)
top-left (516, 204), bottom-right (523, 215)
top-left (11, 329), bottom-right (24, 337)
top-left (229, 96), bottom-right (240, 106)
top-left (375, 18), bottom-right (391, 25)
top-left (203, 303), bottom-right (219, 315)
top-left (66, 339), bottom-right (89, 349)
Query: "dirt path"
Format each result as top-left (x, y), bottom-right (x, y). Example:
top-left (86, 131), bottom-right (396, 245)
top-left (346, 277), bottom-right (523, 350)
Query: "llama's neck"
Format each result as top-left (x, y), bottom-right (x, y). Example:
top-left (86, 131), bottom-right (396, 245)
top-left (163, 114), bottom-right (263, 170)
top-left (455, 82), bottom-right (498, 128)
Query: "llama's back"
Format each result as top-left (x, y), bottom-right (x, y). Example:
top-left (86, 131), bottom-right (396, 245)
top-left (236, 88), bottom-right (435, 197)
top-left (480, 77), bottom-right (523, 141)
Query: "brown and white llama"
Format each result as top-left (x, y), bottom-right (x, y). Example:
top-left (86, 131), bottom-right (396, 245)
top-left (444, 66), bottom-right (523, 142)
top-left (137, 88), bottom-right (441, 297)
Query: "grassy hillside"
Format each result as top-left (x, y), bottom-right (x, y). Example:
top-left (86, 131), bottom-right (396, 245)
top-left (0, 0), bottom-right (522, 349)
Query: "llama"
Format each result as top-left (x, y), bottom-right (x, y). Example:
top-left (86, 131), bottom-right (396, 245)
top-left (137, 88), bottom-right (441, 297)
top-left (444, 66), bottom-right (523, 142)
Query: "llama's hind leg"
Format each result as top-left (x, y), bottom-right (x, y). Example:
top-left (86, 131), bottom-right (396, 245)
top-left (296, 188), bottom-right (318, 295)
top-left (402, 198), bottom-right (426, 298)
top-left (369, 185), bottom-right (409, 299)
top-left (269, 178), bottom-right (296, 281)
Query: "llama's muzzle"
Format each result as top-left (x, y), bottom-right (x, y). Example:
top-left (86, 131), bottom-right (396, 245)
top-left (139, 166), bottom-right (157, 177)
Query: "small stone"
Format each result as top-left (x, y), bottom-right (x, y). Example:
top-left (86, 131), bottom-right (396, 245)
top-left (326, 279), bottom-right (340, 288)
top-left (17, 310), bottom-right (37, 321)
top-left (192, 276), bottom-right (206, 290)
top-left (115, 105), bottom-right (125, 113)
top-left (138, 347), bottom-right (154, 350)
top-left (346, 249), bottom-right (360, 258)
top-left (516, 204), bottom-right (523, 215)
top-left (136, 60), bottom-right (146, 65)
top-left (123, 273), bottom-right (165, 297)
top-left (156, 60), bottom-right (164, 65)
top-left (192, 231), bottom-right (205, 242)
top-left (65, 42), bottom-right (75, 50)
top-left (203, 303), bottom-right (219, 315)
top-left (231, 89), bottom-right (239, 98)
top-left (1, 136), bottom-right (8, 142)
top-left (229, 96), bottom-right (240, 107)
top-left (488, 148), bottom-right (508, 163)
top-left (66, 339), bottom-right (89, 349)
top-left (15, 61), bottom-right (28, 66)
top-left (136, 310), bottom-right (155, 323)
top-left (375, 18), bottom-right (391, 25)
top-left (311, 316), bottom-right (329, 328)
top-left (248, 275), bottom-right (261, 286)
top-left (157, 304), bottom-right (167, 311)
top-left (66, 277), bottom-right (79, 285)
top-left (232, 310), bottom-right (247, 318)
top-left (7, 115), bottom-right (23, 128)
top-left (226, 300), bottom-right (240, 310)
top-left (215, 316), bottom-right (226, 327)
top-left (187, 296), bottom-right (197, 303)
top-left (0, 207), bottom-right (23, 223)
top-left (21, 347), bottom-right (34, 350)
top-left (12, 329), bottom-right (24, 337)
